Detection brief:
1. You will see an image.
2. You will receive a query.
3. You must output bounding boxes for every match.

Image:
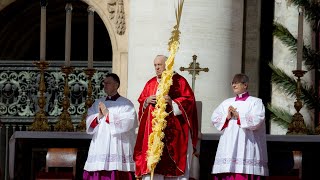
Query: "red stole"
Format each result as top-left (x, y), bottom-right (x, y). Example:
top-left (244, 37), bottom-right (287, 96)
top-left (134, 74), bottom-right (198, 177)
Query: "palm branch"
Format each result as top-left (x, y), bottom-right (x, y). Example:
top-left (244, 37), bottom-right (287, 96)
top-left (273, 22), bottom-right (319, 70)
top-left (267, 103), bottom-right (292, 129)
top-left (269, 63), bottom-right (319, 110)
top-left (287, 0), bottom-right (320, 27)
top-left (267, 99), bottom-right (315, 134)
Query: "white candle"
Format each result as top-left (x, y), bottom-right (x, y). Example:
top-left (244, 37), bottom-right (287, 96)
top-left (40, 5), bottom-right (46, 61)
top-left (88, 7), bottom-right (95, 69)
top-left (296, 7), bottom-right (304, 70)
top-left (65, 3), bottom-right (73, 67)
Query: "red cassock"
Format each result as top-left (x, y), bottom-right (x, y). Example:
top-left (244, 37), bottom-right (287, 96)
top-left (134, 73), bottom-right (198, 177)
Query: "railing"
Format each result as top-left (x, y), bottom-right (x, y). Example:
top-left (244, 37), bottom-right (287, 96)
top-left (0, 60), bottom-right (111, 180)
top-left (0, 61), bottom-right (111, 117)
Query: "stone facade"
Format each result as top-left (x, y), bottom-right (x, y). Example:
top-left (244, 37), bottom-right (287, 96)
top-left (0, 0), bottom-right (300, 134)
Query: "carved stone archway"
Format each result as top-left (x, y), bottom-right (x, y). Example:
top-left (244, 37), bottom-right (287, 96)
top-left (82, 0), bottom-right (129, 96)
top-left (0, 0), bottom-right (129, 96)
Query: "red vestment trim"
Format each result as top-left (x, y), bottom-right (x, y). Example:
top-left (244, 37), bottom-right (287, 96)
top-left (221, 118), bottom-right (229, 130)
top-left (90, 117), bottom-right (99, 128)
top-left (106, 115), bottom-right (110, 124)
top-left (134, 74), bottom-right (198, 177)
top-left (89, 115), bottom-right (109, 128)
top-left (221, 118), bottom-right (241, 131)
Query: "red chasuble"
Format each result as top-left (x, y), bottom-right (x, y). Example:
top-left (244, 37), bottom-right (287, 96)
top-left (134, 73), bottom-right (198, 177)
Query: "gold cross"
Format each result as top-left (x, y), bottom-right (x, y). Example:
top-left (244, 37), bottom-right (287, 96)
top-left (179, 55), bottom-right (209, 91)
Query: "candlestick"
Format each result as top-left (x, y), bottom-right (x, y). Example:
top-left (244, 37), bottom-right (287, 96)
top-left (55, 66), bottom-right (74, 132)
top-left (296, 7), bottom-right (304, 70)
top-left (65, 3), bottom-right (72, 67)
top-left (40, 5), bottom-right (47, 61)
top-left (30, 61), bottom-right (50, 131)
top-left (287, 70), bottom-right (308, 134)
top-left (77, 68), bottom-right (96, 131)
top-left (88, 7), bottom-right (95, 69)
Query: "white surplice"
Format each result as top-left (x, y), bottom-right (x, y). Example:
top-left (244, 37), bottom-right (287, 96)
top-left (84, 96), bottom-right (137, 172)
top-left (211, 96), bottom-right (269, 176)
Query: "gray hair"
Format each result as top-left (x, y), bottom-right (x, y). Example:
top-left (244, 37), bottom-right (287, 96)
top-left (155, 55), bottom-right (168, 61)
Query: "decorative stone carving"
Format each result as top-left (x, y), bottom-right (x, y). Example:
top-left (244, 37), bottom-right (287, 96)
top-left (107, 0), bottom-right (126, 35)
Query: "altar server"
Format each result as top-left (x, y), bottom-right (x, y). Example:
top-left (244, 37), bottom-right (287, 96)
top-left (83, 73), bottom-right (137, 180)
top-left (211, 73), bottom-right (268, 180)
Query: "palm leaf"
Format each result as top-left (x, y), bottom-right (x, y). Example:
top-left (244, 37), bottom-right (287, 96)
top-left (301, 83), bottom-right (320, 110)
top-left (273, 22), bottom-right (319, 70)
top-left (268, 63), bottom-right (319, 109)
top-left (269, 62), bottom-right (296, 97)
top-left (287, 0), bottom-right (320, 27)
top-left (273, 22), bottom-right (297, 52)
top-left (267, 103), bottom-right (292, 129)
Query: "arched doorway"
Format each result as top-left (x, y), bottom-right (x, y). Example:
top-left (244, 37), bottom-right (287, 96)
top-left (0, 0), bottom-right (112, 62)
top-left (0, 1), bottom-right (130, 178)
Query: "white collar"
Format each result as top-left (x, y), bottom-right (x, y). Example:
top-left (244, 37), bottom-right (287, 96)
top-left (237, 91), bottom-right (247, 98)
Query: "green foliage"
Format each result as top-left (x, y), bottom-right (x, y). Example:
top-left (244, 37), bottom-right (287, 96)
top-left (272, 22), bottom-right (320, 70)
top-left (301, 84), bottom-right (319, 110)
top-left (267, 104), bottom-right (292, 129)
top-left (269, 0), bottom-right (320, 133)
top-left (273, 22), bottom-right (297, 52)
top-left (269, 62), bottom-right (296, 97)
top-left (268, 63), bottom-right (319, 110)
top-left (267, 102), bottom-right (315, 134)
top-left (287, 0), bottom-right (320, 27)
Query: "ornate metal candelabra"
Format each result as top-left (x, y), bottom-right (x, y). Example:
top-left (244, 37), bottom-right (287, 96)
top-left (77, 68), bottom-right (96, 131)
top-left (287, 70), bottom-right (308, 134)
top-left (30, 61), bottom-right (50, 131)
top-left (55, 66), bottom-right (74, 131)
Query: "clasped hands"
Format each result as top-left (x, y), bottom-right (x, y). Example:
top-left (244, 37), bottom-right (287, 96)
top-left (98, 101), bottom-right (109, 119)
top-left (146, 95), bottom-right (173, 107)
top-left (227, 105), bottom-right (239, 120)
